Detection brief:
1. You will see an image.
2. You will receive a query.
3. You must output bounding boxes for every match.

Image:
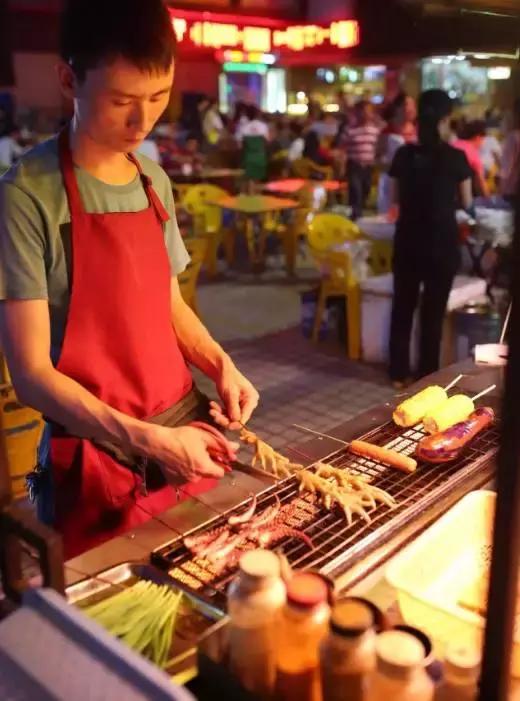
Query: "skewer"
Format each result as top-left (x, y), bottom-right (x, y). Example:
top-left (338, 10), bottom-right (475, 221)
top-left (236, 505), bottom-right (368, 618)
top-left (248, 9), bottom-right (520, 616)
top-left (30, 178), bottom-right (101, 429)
top-left (444, 373), bottom-right (463, 392)
top-left (500, 303), bottom-right (511, 344)
top-left (293, 423), bottom-right (348, 445)
top-left (471, 384), bottom-right (497, 402)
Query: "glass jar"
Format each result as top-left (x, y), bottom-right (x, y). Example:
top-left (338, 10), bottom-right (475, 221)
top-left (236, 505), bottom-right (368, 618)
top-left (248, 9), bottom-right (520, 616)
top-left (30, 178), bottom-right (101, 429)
top-left (320, 598), bottom-right (377, 701)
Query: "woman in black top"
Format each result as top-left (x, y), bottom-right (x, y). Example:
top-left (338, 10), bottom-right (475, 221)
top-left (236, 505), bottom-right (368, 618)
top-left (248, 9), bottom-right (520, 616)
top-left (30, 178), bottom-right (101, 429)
top-left (389, 89), bottom-right (473, 386)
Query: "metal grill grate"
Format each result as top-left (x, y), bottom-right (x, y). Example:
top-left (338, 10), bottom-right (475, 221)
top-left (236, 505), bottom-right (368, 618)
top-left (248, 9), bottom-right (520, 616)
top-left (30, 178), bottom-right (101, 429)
top-left (152, 419), bottom-right (499, 611)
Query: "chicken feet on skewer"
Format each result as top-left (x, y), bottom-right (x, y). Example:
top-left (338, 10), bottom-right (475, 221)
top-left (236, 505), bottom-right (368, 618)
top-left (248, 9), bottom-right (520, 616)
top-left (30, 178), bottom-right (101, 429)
top-left (297, 470), bottom-right (371, 525)
top-left (314, 463), bottom-right (396, 508)
top-left (239, 428), bottom-right (303, 479)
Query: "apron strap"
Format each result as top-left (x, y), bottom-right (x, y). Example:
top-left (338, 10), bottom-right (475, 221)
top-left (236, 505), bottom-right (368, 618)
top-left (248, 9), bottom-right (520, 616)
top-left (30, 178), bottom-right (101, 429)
top-left (58, 127), bottom-right (85, 216)
top-left (127, 152), bottom-right (170, 224)
top-left (59, 127), bottom-right (170, 224)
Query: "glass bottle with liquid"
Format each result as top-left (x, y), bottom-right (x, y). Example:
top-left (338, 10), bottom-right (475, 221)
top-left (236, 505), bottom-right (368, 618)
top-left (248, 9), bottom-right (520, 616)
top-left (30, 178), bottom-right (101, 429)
top-left (227, 549), bottom-right (286, 698)
top-left (275, 572), bottom-right (331, 701)
top-left (435, 643), bottom-right (481, 701)
top-left (320, 598), bottom-right (377, 701)
top-left (366, 630), bottom-right (434, 701)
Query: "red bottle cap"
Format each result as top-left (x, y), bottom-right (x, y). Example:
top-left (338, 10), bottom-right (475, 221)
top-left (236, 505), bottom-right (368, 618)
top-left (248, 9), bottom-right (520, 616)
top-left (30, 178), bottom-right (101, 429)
top-left (287, 573), bottom-right (328, 608)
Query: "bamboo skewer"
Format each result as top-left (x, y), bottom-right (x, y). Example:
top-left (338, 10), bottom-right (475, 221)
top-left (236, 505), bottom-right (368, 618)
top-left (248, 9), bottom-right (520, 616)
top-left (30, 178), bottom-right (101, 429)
top-left (471, 384), bottom-right (497, 402)
top-left (500, 303), bottom-right (511, 344)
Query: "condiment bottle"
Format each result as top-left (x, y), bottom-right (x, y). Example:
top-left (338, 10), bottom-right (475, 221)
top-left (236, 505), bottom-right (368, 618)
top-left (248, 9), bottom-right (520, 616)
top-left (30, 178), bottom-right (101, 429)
top-left (275, 571), bottom-right (331, 701)
top-left (366, 630), bottom-right (434, 701)
top-left (320, 598), bottom-right (377, 701)
top-left (435, 643), bottom-right (481, 701)
top-left (227, 549), bottom-right (286, 698)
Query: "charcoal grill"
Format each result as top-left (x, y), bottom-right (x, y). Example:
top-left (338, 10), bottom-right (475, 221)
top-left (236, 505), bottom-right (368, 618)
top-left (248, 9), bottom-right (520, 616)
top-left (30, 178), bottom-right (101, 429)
top-left (152, 417), bottom-right (499, 612)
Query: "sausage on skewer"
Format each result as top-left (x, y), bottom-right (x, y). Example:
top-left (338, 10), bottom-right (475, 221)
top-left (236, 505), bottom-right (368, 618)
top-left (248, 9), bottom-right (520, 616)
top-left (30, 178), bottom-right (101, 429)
top-left (350, 440), bottom-right (417, 474)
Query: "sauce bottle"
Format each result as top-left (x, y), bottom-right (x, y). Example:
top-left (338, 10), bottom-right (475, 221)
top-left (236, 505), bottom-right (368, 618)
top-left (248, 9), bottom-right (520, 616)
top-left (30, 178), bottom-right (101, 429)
top-left (435, 643), bottom-right (481, 701)
top-left (320, 598), bottom-right (377, 701)
top-left (366, 630), bottom-right (434, 701)
top-left (275, 571), bottom-right (331, 701)
top-left (227, 549), bottom-right (286, 698)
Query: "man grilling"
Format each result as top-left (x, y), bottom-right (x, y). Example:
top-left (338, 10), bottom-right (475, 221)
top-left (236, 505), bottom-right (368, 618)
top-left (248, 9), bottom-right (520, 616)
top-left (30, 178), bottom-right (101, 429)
top-left (0, 0), bottom-right (258, 558)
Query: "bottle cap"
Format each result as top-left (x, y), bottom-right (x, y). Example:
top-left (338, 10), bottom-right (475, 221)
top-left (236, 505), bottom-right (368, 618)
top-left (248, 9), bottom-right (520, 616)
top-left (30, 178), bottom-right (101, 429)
top-left (330, 600), bottom-right (374, 637)
top-left (287, 572), bottom-right (328, 608)
top-left (376, 631), bottom-right (424, 677)
top-left (239, 550), bottom-right (281, 580)
top-left (444, 643), bottom-right (481, 676)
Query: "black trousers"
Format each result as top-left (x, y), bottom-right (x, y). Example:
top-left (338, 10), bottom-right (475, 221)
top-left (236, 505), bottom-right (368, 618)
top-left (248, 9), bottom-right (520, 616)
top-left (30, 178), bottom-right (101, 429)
top-left (347, 161), bottom-right (373, 220)
top-left (389, 259), bottom-right (457, 382)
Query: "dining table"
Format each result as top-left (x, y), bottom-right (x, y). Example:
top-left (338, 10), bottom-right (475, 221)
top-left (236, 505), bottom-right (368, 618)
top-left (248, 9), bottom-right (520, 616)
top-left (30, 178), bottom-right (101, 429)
top-left (207, 193), bottom-right (299, 269)
top-left (356, 214), bottom-right (396, 241)
top-left (262, 178), bottom-right (345, 195)
top-left (169, 167), bottom-right (245, 181)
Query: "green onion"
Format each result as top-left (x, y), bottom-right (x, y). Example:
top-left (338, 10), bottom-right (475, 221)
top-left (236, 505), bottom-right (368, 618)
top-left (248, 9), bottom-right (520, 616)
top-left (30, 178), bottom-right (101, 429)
top-left (83, 581), bottom-right (183, 668)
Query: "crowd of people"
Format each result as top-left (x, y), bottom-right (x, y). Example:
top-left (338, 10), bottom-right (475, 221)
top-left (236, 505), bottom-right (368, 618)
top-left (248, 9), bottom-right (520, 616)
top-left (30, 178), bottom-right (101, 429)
top-left (1, 92), bottom-right (519, 222)
top-left (136, 91), bottom-right (518, 221)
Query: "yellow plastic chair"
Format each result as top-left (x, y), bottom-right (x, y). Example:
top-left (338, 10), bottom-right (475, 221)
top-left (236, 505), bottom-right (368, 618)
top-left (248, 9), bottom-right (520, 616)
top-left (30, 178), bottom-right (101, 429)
top-left (182, 184), bottom-right (229, 277)
top-left (306, 212), bottom-right (361, 251)
top-left (366, 238), bottom-right (394, 276)
top-left (292, 158), bottom-right (334, 181)
top-left (178, 237), bottom-right (208, 317)
top-left (308, 247), bottom-right (361, 360)
top-left (171, 181), bottom-right (191, 202)
top-left (261, 184), bottom-right (325, 275)
top-left (0, 360), bottom-right (43, 500)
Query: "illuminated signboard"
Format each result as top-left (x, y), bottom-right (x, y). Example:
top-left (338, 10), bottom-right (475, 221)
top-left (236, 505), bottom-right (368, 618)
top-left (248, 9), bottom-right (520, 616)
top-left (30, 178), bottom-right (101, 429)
top-left (170, 11), bottom-right (360, 54)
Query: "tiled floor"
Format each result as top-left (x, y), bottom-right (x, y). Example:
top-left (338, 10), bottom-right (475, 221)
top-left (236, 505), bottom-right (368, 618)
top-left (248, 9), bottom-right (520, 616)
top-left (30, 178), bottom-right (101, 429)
top-left (194, 251), bottom-right (393, 453)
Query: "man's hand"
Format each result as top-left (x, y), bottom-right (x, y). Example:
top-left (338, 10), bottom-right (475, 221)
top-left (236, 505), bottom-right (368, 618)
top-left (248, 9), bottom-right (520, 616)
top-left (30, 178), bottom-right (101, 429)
top-left (139, 424), bottom-right (239, 483)
top-left (210, 362), bottom-right (259, 431)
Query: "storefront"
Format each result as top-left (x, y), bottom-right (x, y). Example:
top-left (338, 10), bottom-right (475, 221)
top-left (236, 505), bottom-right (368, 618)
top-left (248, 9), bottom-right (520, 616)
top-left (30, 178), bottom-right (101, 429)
top-left (421, 52), bottom-right (518, 114)
top-left (286, 63), bottom-right (387, 115)
top-left (168, 8), bottom-right (360, 114)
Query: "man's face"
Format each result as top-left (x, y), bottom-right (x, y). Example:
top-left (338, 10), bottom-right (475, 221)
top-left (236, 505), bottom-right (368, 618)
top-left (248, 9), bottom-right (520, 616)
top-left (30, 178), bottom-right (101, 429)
top-left (62, 57), bottom-right (174, 153)
top-left (185, 138), bottom-right (198, 154)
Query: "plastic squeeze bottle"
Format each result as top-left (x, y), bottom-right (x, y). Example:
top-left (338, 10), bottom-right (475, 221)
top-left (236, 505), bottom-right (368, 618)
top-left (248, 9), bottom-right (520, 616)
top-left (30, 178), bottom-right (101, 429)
top-left (227, 549), bottom-right (286, 698)
top-left (275, 572), bottom-right (331, 701)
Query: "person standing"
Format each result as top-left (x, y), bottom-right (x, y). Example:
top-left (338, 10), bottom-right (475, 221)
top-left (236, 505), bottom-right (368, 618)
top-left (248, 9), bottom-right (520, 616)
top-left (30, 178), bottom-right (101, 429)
top-left (388, 89), bottom-right (473, 386)
top-left (377, 94), bottom-right (417, 214)
top-left (500, 98), bottom-right (520, 205)
top-left (342, 100), bottom-right (380, 219)
top-left (452, 120), bottom-right (489, 197)
top-left (202, 98), bottom-right (224, 147)
top-left (0, 0), bottom-right (258, 558)
top-left (235, 104), bottom-right (269, 142)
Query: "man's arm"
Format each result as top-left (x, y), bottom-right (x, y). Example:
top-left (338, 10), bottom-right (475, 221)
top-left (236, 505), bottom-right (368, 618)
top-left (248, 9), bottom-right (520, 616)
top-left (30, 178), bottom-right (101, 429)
top-left (170, 277), bottom-right (259, 428)
top-left (0, 299), bottom-right (234, 480)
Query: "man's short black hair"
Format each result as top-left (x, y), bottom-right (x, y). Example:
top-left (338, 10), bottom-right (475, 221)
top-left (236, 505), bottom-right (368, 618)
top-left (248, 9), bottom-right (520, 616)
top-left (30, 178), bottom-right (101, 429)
top-left (60, 0), bottom-right (176, 82)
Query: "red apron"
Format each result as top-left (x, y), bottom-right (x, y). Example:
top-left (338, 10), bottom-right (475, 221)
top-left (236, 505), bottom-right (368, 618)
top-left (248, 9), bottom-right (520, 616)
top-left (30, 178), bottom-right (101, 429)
top-left (51, 129), bottom-right (214, 559)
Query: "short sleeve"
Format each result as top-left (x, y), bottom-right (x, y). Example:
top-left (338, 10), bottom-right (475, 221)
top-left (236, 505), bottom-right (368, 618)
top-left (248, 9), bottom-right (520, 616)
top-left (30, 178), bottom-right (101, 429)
top-left (0, 182), bottom-right (48, 300)
top-left (453, 149), bottom-right (473, 183)
top-left (160, 178), bottom-right (190, 276)
top-left (388, 145), bottom-right (407, 179)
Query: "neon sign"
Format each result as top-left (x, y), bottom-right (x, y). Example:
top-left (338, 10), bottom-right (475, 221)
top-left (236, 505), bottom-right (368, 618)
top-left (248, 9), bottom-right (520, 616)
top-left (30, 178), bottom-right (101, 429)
top-left (170, 12), bottom-right (360, 54)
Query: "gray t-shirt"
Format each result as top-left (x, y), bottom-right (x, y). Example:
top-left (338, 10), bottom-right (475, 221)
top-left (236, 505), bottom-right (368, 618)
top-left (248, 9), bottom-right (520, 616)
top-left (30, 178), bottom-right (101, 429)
top-left (0, 135), bottom-right (189, 362)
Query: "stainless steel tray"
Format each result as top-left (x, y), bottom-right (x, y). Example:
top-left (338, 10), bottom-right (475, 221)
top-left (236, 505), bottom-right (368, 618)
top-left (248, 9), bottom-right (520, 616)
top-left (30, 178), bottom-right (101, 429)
top-left (66, 562), bottom-right (224, 683)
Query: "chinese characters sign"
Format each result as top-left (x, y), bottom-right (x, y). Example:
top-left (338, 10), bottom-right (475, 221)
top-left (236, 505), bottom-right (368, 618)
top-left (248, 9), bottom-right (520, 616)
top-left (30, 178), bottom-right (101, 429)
top-left (170, 11), bottom-right (360, 54)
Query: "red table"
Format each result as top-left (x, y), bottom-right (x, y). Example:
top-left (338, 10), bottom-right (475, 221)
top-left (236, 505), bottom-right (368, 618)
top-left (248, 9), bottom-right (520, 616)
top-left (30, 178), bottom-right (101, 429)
top-left (263, 178), bottom-right (345, 195)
